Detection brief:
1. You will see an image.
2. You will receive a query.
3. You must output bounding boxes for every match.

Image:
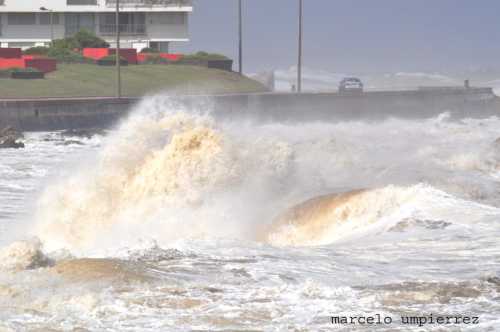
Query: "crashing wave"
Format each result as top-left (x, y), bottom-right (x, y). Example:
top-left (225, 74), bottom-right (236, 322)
top-left (262, 183), bottom-right (499, 246)
top-left (262, 186), bottom-right (420, 246)
top-left (0, 239), bottom-right (51, 271)
top-left (29, 100), bottom-right (500, 253)
top-left (34, 104), bottom-right (297, 254)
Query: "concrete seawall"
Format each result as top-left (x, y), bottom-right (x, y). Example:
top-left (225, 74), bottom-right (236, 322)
top-left (0, 97), bottom-right (136, 131)
top-left (0, 87), bottom-right (498, 131)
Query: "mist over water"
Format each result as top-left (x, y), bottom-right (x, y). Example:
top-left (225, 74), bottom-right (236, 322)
top-left (273, 66), bottom-right (500, 94)
top-left (0, 96), bottom-right (500, 331)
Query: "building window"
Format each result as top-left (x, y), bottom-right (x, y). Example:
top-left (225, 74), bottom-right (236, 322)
top-left (65, 13), bottom-right (95, 36)
top-left (152, 12), bottom-right (186, 25)
top-left (8, 13), bottom-right (37, 25)
top-left (40, 13), bottom-right (60, 25)
top-left (67, 0), bottom-right (98, 5)
top-left (100, 13), bottom-right (146, 35)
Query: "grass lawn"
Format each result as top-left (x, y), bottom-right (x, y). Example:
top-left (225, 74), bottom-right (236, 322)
top-left (0, 64), bottom-right (268, 98)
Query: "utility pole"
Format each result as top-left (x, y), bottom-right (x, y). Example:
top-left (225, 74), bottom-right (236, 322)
top-left (39, 7), bottom-right (54, 43)
top-left (115, 0), bottom-right (122, 98)
top-left (50, 10), bottom-right (54, 42)
top-left (238, 0), bottom-right (243, 74)
top-left (297, 0), bottom-right (303, 93)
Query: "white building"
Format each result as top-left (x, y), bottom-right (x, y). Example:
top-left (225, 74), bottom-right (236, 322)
top-left (0, 0), bottom-right (192, 51)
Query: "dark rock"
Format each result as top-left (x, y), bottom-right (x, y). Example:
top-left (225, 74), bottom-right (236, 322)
top-left (56, 140), bottom-right (85, 146)
top-left (0, 137), bottom-right (25, 149)
top-left (0, 127), bottom-right (25, 149)
top-left (60, 128), bottom-right (107, 139)
top-left (389, 218), bottom-right (451, 232)
top-left (486, 276), bottom-right (500, 286)
top-left (0, 126), bottom-right (23, 140)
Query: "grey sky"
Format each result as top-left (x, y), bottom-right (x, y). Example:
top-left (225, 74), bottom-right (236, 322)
top-left (176, 1), bottom-right (500, 73)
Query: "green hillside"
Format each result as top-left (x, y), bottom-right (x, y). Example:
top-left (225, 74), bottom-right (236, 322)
top-left (0, 64), bottom-right (267, 98)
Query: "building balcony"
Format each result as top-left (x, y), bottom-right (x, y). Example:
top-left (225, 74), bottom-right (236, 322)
top-left (105, 0), bottom-right (192, 7)
top-left (99, 24), bottom-right (146, 35)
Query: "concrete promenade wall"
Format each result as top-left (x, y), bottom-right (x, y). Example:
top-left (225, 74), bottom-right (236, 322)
top-left (0, 88), bottom-right (498, 131)
top-left (211, 88), bottom-right (498, 122)
top-left (0, 97), bottom-right (137, 131)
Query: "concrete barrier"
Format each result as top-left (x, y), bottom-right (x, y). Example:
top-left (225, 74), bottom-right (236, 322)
top-left (0, 88), bottom-right (498, 131)
top-left (0, 97), bottom-right (136, 131)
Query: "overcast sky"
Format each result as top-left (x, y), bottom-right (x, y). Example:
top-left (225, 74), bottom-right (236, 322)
top-left (175, 1), bottom-right (500, 73)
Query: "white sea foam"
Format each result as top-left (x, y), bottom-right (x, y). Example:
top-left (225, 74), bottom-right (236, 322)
top-left (27, 96), bottom-right (500, 255)
top-left (0, 96), bottom-right (499, 331)
top-left (265, 184), bottom-right (499, 246)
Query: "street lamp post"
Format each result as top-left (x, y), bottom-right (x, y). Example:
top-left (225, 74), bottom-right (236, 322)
top-left (297, 0), bottom-right (303, 93)
top-left (238, 0), bottom-right (243, 75)
top-left (39, 7), bottom-right (54, 44)
top-left (115, 0), bottom-right (122, 98)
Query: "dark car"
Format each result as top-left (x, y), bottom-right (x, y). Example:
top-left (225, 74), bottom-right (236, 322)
top-left (339, 77), bottom-right (364, 93)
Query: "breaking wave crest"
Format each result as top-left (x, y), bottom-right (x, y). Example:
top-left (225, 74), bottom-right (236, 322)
top-left (30, 97), bottom-right (500, 254)
top-left (34, 101), bottom-right (296, 254)
top-left (263, 184), bottom-right (498, 246)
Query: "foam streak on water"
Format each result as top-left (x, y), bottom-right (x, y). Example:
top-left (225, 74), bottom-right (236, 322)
top-left (0, 96), bottom-right (499, 331)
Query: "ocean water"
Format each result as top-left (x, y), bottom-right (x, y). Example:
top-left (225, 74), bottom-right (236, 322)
top-left (0, 97), bottom-right (499, 331)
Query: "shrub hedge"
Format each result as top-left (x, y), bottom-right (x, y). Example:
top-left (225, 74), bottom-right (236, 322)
top-left (0, 69), bottom-right (12, 78)
top-left (51, 29), bottom-right (109, 50)
top-left (10, 67), bottom-right (42, 73)
top-left (100, 55), bottom-right (127, 62)
top-left (47, 48), bottom-right (93, 63)
top-left (97, 55), bottom-right (128, 66)
top-left (45, 29), bottom-right (109, 63)
top-left (141, 54), bottom-right (170, 65)
top-left (182, 51), bottom-right (229, 61)
top-left (140, 47), bottom-right (159, 53)
top-left (23, 47), bottom-right (50, 56)
top-left (1, 67), bottom-right (45, 79)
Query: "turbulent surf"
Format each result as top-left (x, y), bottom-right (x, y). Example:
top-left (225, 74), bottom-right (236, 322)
top-left (0, 96), bottom-right (499, 331)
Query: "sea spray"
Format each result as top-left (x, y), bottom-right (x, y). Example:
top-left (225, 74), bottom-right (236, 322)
top-left (0, 238), bottom-right (51, 271)
top-left (34, 100), bottom-right (296, 254)
top-left (1, 97), bottom-right (500, 330)
top-left (31, 96), bottom-right (500, 254)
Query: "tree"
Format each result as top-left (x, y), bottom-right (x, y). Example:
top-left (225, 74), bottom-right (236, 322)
top-left (50, 29), bottom-right (109, 50)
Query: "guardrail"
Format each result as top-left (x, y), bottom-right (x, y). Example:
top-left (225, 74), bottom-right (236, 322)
top-left (99, 24), bottom-right (146, 35)
top-left (67, 0), bottom-right (98, 5)
top-left (106, 0), bottom-right (191, 6)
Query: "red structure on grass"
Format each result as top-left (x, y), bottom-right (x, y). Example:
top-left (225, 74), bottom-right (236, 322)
top-left (24, 58), bottom-right (57, 73)
top-left (0, 58), bottom-right (25, 70)
top-left (83, 48), bottom-right (182, 65)
top-left (109, 49), bottom-right (138, 64)
top-left (0, 48), bottom-right (57, 73)
top-left (137, 53), bottom-right (183, 63)
top-left (82, 48), bottom-right (109, 60)
top-left (0, 48), bottom-right (22, 59)
top-left (83, 48), bottom-right (139, 64)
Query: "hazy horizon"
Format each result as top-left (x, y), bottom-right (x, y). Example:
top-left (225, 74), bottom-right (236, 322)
top-left (176, 1), bottom-right (500, 74)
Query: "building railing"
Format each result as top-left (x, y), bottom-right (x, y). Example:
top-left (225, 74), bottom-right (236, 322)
top-left (99, 24), bottom-right (146, 35)
top-left (106, 0), bottom-right (191, 6)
